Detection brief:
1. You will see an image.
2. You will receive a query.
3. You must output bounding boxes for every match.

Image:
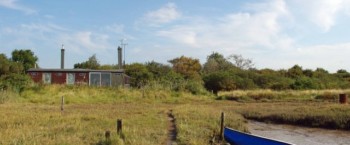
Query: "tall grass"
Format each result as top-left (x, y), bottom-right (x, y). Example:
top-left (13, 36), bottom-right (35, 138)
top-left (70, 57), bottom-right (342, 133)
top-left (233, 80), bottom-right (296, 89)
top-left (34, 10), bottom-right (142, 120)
top-left (237, 102), bottom-right (350, 130)
top-left (219, 89), bottom-right (350, 102)
top-left (174, 104), bottom-right (248, 145)
top-left (2, 85), bottom-right (350, 144)
top-left (0, 103), bottom-right (169, 145)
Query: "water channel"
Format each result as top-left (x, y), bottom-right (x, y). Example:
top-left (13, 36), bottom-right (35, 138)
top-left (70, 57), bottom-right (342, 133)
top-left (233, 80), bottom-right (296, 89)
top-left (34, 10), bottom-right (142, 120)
top-left (248, 121), bottom-right (350, 145)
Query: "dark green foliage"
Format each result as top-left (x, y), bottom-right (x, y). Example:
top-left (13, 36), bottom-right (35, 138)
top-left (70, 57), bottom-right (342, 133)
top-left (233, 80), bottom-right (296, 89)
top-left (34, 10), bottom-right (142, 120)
top-left (0, 73), bottom-right (32, 92)
top-left (0, 54), bottom-right (11, 75)
top-left (291, 77), bottom-right (319, 90)
top-left (11, 49), bottom-right (38, 71)
top-left (287, 65), bottom-right (303, 78)
top-left (74, 54), bottom-right (100, 69)
top-left (203, 71), bottom-right (236, 95)
top-left (125, 63), bottom-right (153, 87)
top-left (203, 52), bottom-right (234, 73)
top-left (145, 61), bottom-right (172, 78)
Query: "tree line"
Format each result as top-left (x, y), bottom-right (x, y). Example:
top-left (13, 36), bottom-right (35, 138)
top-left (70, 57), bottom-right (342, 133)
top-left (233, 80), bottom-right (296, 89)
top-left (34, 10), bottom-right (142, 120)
top-left (72, 52), bottom-right (350, 95)
top-left (2, 49), bottom-right (350, 95)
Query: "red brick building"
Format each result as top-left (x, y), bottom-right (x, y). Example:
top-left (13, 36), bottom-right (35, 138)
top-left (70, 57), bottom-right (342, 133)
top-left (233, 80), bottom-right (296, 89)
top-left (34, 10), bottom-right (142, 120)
top-left (27, 68), bottom-right (129, 87)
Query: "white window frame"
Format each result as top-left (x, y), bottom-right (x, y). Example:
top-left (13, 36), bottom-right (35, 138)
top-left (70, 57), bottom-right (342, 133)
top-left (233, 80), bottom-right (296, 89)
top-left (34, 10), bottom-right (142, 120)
top-left (42, 73), bottom-right (51, 84)
top-left (66, 73), bottom-right (75, 85)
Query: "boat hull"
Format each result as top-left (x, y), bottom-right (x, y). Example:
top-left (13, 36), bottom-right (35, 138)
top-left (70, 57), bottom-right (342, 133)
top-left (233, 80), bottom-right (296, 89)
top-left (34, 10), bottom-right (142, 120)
top-left (224, 127), bottom-right (294, 145)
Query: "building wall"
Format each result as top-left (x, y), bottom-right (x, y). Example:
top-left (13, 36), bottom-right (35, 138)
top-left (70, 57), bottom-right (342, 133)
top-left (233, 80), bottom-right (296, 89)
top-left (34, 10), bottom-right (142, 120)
top-left (52, 72), bottom-right (67, 84)
top-left (75, 72), bottom-right (89, 85)
top-left (27, 70), bottom-right (127, 86)
top-left (28, 71), bottom-right (42, 83)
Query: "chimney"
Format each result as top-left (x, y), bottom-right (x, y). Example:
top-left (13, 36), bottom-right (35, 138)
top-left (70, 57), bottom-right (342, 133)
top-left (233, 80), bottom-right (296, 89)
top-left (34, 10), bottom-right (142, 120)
top-left (118, 46), bottom-right (122, 69)
top-left (61, 44), bottom-right (65, 69)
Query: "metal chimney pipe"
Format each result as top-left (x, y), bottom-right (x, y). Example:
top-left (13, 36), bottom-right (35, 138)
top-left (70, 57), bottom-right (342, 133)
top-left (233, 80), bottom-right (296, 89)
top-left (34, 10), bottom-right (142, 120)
top-left (118, 46), bottom-right (122, 69)
top-left (61, 45), bottom-right (65, 69)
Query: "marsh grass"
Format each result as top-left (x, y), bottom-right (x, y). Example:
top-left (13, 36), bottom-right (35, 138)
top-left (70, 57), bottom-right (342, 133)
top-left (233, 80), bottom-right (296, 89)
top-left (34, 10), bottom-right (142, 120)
top-left (0, 102), bottom-right (171, 145)
top-left (219, 89), bottom-right (350, 102)
top-left (2, 85), bottom-right (350, 144)
top-left (0, 85), bottom-right (235, 145)
top-left (237, 102), bottom-right (350, 130)
top-left (173, 104), bottom-right (248, 145)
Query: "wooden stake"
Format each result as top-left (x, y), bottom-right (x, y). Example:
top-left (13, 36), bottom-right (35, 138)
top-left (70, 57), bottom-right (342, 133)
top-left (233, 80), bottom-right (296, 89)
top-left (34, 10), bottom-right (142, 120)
top-left (61, 96), bottom-right (64, 111)
top-left (105, 130), bottom-right (111, 139)
top-left (117, 119), bottom-right (122, 135)
top-left (220, 112), bottom-right (225, 141)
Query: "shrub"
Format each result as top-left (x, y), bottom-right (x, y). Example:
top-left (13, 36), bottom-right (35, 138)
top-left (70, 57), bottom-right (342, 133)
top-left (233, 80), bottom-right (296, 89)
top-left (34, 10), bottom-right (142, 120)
top-left (0, 74), bottom-right (32, 93)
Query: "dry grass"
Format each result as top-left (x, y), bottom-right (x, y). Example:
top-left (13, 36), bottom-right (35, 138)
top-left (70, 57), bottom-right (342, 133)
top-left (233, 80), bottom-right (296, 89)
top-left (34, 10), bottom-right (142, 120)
top-left (0, 85), bottom-right (242, 145)
top-left (1, 86), bottom-right (350, 145)
top-left (0, 103), bottom-right (170, 145)
top-left (219, 89), bottom-right (350, 102)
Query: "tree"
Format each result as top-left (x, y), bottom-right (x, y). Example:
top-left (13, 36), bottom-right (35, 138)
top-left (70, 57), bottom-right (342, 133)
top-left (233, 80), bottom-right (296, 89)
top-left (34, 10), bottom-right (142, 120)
top-left (287, 65), bottom-right (303, 78)
top-left (145, 61), bottom-right (172, 78)
top-left (203, 71), bottom-right (236, 95)
top-left (74, 54), bottom-right (100, 69)
top-left (11, 49), bottom-right (38, 72)
top-left (227, 54), bottom-right (254, 70)
top-left (203, 52), bottom-right (233, 73)
top-left (0, 54), bottom-right (11, 76)
top-left (168, 56), bottom-right (202, 80)
top-left (125, 63), bottom-right (153, 87)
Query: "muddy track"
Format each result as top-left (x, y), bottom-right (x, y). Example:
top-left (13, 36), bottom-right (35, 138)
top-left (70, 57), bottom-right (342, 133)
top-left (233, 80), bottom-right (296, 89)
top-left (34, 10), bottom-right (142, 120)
top-left (166, 109), bottom-right (177, 145)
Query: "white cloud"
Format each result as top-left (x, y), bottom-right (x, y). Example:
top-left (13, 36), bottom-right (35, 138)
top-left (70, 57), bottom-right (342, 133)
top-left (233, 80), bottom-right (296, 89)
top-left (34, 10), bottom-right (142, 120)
top-left (289, 0), bottom-right (344, 32)
top-left (0, 0), bottom-right (36, 14)
top-left (142, 3), bottom-right (181, 26)
top-left (63, 32), bottom-right (110, 51)
top-left (156, 0), bottom-right (292, 52)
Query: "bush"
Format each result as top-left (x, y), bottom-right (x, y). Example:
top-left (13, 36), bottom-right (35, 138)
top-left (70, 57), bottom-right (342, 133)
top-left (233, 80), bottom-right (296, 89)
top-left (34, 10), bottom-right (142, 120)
top-left (184, 80), bottom-right (208, 95)
top-left (0, 74), bottom-right (32, 93)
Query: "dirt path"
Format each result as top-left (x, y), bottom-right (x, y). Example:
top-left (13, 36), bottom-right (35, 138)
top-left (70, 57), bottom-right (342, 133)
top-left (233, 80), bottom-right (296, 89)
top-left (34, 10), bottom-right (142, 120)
top-left (166, 109), bottom-right (178, 145)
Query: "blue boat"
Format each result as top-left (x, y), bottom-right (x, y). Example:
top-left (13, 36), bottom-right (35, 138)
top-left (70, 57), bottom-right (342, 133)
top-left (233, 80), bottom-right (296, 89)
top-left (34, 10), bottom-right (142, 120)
top-left (224, 127), bottom-right (295, 145)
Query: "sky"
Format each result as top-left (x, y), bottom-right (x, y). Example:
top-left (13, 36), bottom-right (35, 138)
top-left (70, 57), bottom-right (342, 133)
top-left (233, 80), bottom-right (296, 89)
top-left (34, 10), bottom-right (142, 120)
top-left (1, 0), bottom-right (350, 72)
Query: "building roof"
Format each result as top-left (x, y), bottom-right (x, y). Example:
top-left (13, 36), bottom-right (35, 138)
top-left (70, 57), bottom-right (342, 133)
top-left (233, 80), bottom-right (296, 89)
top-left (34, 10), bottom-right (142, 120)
top-left (27, 68), bottom-right (125, 73)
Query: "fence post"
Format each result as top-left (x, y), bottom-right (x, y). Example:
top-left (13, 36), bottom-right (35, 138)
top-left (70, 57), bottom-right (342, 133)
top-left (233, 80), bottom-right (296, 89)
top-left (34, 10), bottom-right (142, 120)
top-left (220, 112), bottom-right (225, 141)
top-left (61, 96), bottom-right (64, 111)
top-left (105, 130), bottom-right (111, 139)
top-left (339, 94), bottom-right (348, 104)
top-left (117, 119), bottom-right (122, 135)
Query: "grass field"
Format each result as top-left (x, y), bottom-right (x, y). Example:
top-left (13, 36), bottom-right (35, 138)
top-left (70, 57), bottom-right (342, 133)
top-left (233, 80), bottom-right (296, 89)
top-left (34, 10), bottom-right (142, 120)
top-left (1, 85), bottom-right (350, 145)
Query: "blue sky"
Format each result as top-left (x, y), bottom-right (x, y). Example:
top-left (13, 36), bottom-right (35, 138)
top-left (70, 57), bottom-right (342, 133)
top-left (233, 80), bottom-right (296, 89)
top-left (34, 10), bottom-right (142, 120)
top-left (1, 0), bottom-right (350, 72)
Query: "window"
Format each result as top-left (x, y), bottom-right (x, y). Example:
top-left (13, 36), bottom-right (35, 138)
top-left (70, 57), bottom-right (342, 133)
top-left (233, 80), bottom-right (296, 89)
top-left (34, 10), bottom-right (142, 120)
top-left (56, 73), bottom-right (62, 76)
top-left (101, 73), bottom-right (111, 87)
top-left (43, 73), bottom-right (51, 84)
top-left (67, 73), bottom-right (75, 85)
top-left (90, 72), bottom-right (101, 86)
top-left (89, 72), bottom-right (112, 86)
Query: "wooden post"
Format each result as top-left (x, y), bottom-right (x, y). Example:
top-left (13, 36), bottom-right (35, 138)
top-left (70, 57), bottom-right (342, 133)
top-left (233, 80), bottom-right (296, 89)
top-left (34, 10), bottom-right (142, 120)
top-left (105, 130), bottom-right (111, 139)
top-left (61, 96), bottom-right (64, 111)
top-left (220, 112), bottom-right (225, 141)
top-left (339, 94), bottom-right (348, 104)
top-left (117, 119), bottom-right (122, 135)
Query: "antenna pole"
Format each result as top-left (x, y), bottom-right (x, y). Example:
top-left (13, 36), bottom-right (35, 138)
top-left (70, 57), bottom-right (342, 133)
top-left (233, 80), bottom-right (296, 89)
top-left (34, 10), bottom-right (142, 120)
top-left (120, 39), bottom-right (128, 66)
